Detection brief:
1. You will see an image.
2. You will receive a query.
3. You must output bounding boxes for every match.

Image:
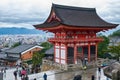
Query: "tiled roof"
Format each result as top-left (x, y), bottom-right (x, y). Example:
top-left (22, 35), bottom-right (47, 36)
top-left (45, 47), bottom-right (54, 55)
top-left (34, 4), bottom-right (118, 28)
top-left (5, 44), bottom-right (42, 54)
top-left (1, 56), bottom-right (19, 62)
top-left (0, 52), bottom-right (7, 58)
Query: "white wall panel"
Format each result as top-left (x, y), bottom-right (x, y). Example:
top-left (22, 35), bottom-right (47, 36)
top-left (55, 49), bottom-right (59, 58)
top-left (55, 59), bottom-right (59, 63)
top-left (61, 46), bottom-right (65, 48)
top-left (55, 46), bottom-right (59, 48)
top-left (61, 50), bottom-right (65, 59)
top-left (61, 60), bottom-right (65, 64)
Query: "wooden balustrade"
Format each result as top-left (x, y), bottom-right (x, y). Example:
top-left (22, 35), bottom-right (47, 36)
top-left (48, 37), bottom-right (103, 42)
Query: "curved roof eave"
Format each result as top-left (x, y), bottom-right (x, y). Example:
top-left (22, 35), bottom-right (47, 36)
top-left (33, 4), bottom-right (118, 29)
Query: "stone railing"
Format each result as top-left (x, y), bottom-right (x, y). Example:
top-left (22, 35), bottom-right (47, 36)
top-left (42, 59), bottom-right (61, 71)
top-left (104, 62), bottom-right (120, 80)
top-left (42, 58), bottom-right (98, 71)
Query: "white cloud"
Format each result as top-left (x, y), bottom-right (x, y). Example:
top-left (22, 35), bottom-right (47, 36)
top-left (0, 0), bottom-right (119, 36)
top-left (0, 0), bottom-right (52, 13)
top-left (0, 22), bottom-right (34, 29)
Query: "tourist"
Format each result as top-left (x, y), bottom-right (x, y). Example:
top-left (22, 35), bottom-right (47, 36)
top-left (13, 70), bottom-right (17, 80)
top-left (34, 78), bottom-right (36, 80)
top-left (43, 73), bottom-right (47, 80)
top-left (1, 68), bottom-right (3, 73)
top-left (16, 64), bottom-right (19, 71)
top-left (4, 67), bottom-right (6, 73)
top-left (73, 75), bottom-right (82, 80)
top-left (98, 67), bottom-right (101, 73)
top-left (25, 75), bottom-right (29, 80)
top-left (21, 68), bottom-right (27, 79)
top-left (4, 67), bottom-right (6, 77)
top-left (106, 77), bottom-right (109, 80)
top-left (91, 75), bottom-right (95, 80)
top-left (98, 74), bottom-right (101, 80)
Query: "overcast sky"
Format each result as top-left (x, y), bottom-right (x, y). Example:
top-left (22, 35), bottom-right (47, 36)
top-left (0, 0), bottom-right (119, 35)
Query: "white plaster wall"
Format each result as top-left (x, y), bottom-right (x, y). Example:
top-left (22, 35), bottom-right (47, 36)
top-left (61, 60), bottom-right (65, 64)
top-left (61, 49), bottom-right (65, 59)
top-left (55, 58), bottom-right (59, 63)
top-left (55, 49), bottom-right (59, 58)
top-left (55, 46), bottom-right (59, 48)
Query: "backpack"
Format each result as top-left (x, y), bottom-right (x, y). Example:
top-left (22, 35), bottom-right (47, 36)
top-left (21, 70), bottom-right (26, 75)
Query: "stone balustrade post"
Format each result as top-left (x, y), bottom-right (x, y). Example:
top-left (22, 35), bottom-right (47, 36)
top-left (112, 69), bottom-right (118, 80)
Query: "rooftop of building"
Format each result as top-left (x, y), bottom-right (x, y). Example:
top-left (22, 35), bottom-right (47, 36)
top-left (34, 4), bottom-right (118, 29)
top-left (5, 44), bottom-right (43, 54)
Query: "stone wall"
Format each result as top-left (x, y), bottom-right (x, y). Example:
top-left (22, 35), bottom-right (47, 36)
top-left (104, 62), bottom-right (120, 80)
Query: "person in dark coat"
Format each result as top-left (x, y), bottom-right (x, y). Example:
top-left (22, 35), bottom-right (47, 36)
top-left (34, 78), bottom-right (36, 80)
top-left (43, 73), bottom-right (47, 80)
top-left (73, 75), bottom-right (81, 80)
top-left (91, 75), bottom-right (95, 80)
top-left (98, 67), bottom-right (101, 73)
top-left (25, 75), bottom-right (29, 80)
top-left (13, 70), bottom-right (17, 80)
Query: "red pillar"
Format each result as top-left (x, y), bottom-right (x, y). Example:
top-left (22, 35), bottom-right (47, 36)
top-left (54, 45), bottom-right (55, 62)
top-left (59, 43), bottom-right (61, 64)
top-left (74, 43), bottom-right (77, 64)
top-left (82, 46), bottom-right (84, 59)
top-left (95, 43), bottom-right (98, 60)
top-left (65, 44), bottom-right (67, 64)
top-left (88, 43), bottom-right (90, 62)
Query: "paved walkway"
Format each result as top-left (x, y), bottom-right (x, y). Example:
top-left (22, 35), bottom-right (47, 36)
top-left (3, 67), bottom-right (111, 80)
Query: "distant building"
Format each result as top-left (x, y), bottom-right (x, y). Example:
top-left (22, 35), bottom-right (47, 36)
top-left (0, 52), bottom-right (7, 65)
top-left (3, 44), bottom-right (43, 66)
top-left (109, 36), bottom-right (120, 46)
top-left (45, 47), bottom-right (54, 60)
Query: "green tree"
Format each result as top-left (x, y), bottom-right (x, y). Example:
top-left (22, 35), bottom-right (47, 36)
top-left (4, 44), bottom-right (9, 47)
top-left (107, 43), bottom-right (120, 60)
top-left (12, 42), bottom-right (21, 48)
top-left (109, 30), bottom-right (120, 37)
top-left (32, 51), bottom-right (45, 67)
top-left (39, 42), bottom-right (53, 54)
top-left (40, 42), bottom-right (53, 49)
top-left (32, 42), bottom-right (53, 66)
top-left (98, 36), bottom-right (110, 58)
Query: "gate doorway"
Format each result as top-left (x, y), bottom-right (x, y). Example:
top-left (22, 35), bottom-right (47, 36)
top-left (67, 47), bottom-right (74, 64)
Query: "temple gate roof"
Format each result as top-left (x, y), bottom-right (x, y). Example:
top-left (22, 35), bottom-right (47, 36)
top-left (34, 4), bottom-right (118, 29)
